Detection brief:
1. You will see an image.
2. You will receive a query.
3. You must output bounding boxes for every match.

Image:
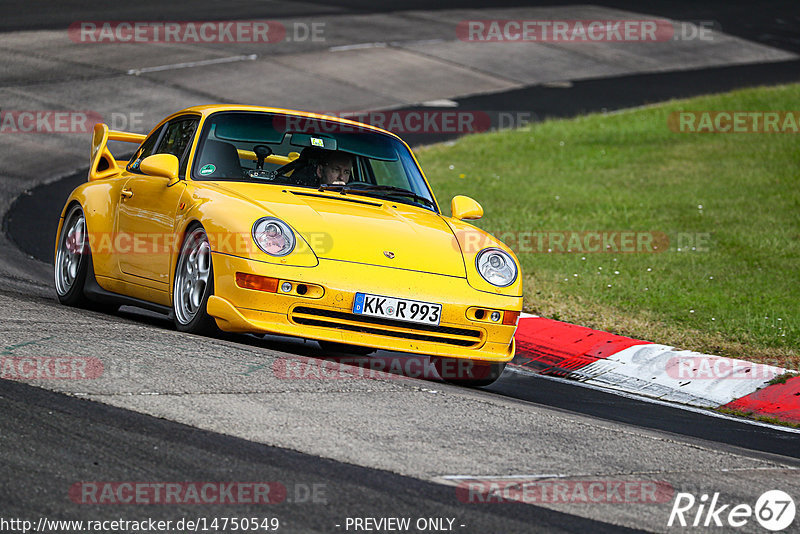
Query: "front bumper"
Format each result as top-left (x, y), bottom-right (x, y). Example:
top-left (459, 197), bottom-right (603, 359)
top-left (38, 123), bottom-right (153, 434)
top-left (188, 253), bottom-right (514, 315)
top-left (207, 252), bottom-right (521, 362)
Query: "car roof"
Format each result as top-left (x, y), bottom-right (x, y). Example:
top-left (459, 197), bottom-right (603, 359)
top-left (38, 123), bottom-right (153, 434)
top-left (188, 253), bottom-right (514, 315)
top-left (165, 105), bottom-right (404, 142)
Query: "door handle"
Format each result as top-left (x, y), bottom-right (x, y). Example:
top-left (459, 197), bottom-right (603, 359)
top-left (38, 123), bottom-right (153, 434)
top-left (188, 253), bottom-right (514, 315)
top-left (121, 188), bottom-right (133, 199)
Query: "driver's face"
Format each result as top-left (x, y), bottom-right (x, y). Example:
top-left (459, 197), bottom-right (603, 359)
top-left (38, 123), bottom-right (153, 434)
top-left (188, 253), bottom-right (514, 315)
top-left (317, 157), bottom-right (353, 184)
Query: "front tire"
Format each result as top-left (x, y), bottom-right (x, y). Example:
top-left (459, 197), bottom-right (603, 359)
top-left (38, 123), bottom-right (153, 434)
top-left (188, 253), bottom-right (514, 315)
top-left (432, 356), bottom-right (506, 387)
top-left (173, 225), bottom-right (218, 334)
top-left (54, 204), bottom-right (91, 307)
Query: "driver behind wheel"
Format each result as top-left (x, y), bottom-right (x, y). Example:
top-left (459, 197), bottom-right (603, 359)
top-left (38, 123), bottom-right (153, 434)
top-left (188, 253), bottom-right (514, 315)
top-left (316, 151), bottom-right (353, 185)
top-left (277, 148), bottom-right (354, 187)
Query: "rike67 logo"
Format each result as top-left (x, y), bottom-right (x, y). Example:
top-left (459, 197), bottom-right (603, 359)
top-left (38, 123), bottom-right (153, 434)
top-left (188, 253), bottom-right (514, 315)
top-left (668, 490), bottom-right (795, 531)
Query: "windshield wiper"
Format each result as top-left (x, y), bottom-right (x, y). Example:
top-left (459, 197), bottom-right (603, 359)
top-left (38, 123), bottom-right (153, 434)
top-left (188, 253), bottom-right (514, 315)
top-left (317, 183), bottom-right (347, 192)
top-left (318, 183), bottom-right (435, 208)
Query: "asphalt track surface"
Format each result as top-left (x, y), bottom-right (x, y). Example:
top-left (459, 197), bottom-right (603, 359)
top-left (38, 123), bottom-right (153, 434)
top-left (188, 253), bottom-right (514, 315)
top-left (2, 378), bottom-right (641, 534)
top-left (3, 0), bottom-right (800, 55)
top-left (3, 2), bottom-right (800, 533)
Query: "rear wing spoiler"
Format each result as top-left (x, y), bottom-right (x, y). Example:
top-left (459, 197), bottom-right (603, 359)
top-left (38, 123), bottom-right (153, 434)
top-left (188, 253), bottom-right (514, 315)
top-left (89, 123), bottom-right (146, 181)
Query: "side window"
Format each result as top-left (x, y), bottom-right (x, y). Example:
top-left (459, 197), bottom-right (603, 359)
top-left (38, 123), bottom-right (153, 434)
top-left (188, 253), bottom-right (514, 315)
top-left (156, 118), bottom-right (199, 175)
top-left (127, 125), bottom-right (165, 173)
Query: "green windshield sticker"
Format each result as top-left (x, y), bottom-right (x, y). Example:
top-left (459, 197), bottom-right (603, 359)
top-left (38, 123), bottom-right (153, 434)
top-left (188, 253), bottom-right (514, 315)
top-left (199, 164), bottom-right (216, 176)
top-left (310, 137), bottom-right (324, 147)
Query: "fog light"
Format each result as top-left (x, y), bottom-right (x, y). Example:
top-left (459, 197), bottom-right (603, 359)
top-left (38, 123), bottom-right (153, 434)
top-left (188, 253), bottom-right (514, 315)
top-left (490, 311), bottom-right (501, 322)
top-left (281, 282), bottom-right (293, 293)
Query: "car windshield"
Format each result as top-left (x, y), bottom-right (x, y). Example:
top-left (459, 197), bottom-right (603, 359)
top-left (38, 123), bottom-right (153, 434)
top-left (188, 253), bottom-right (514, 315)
top-left (192, 111), bottom-right (437, 211)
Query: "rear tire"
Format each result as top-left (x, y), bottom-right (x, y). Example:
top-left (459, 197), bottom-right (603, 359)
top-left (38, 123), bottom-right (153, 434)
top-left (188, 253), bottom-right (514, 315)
top-left (432, 356), bottom-right (506, 387)
top-left (54, 204), bottom-right (91, 307)
top-left (173, 225), bottom-right (218, 335)
top-left (317, 340), bottom-right (376, 356)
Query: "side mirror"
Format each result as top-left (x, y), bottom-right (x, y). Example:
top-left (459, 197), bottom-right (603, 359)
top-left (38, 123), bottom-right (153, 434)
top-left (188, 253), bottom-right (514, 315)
top-left (140, 154), bottom-right (180, 184)
top-left (451, 195), bottom-right (483, 220)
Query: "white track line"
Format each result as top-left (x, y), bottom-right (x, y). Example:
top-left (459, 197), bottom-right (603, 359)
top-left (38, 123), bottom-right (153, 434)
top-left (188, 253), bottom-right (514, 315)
top-left (435, 466), bottom-right (794, 483)
top-left (329, 39), bottom-right (444, 52)
top-left (328, 42), bottom-right (387, 52)
top-left (126, 54), bottom-right (258, 75)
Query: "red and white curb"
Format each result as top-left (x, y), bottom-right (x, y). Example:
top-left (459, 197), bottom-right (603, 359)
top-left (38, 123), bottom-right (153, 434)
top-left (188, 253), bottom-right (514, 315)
top-left (511, 314), bottom-right (800, 424)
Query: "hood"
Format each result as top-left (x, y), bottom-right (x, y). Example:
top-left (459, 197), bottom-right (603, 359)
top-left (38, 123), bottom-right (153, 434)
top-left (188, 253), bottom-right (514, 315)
top-left (207, 182), bottom-right (466, 277)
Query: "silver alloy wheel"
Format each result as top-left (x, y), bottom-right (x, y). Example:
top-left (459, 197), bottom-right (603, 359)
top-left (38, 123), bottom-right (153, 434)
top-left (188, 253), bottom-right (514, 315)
top-left (55, 208), bottom-right (86, 296)
top-left (174, 227), bottom-right (212, 325)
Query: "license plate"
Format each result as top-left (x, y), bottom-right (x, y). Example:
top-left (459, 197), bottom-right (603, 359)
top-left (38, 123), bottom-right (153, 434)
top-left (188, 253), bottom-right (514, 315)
top-left (353, 293), bottom-right (442, 326)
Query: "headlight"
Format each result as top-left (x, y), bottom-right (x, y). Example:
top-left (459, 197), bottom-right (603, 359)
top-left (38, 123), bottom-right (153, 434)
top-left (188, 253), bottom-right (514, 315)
top-left (475, 248), bottom-right (517, 287)
top-left (252, 217), bottom-right (295, 256)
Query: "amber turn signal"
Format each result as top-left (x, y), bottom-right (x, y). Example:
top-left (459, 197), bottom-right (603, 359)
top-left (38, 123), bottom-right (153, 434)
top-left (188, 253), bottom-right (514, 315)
top-left (502, 311), bottom-right (520, 326)
top-left (236, 272), bottom-right (279, 293)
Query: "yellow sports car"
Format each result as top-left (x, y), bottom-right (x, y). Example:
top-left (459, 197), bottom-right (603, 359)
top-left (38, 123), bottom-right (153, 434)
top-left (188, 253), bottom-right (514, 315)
top-left (55, 105), bottom-right (522, 385)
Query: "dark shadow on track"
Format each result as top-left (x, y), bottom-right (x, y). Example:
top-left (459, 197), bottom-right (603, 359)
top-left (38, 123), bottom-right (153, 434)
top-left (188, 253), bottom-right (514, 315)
top-left (5, 169), bottom-right (87, 265)
top-left (400, 60), bottom-right (800, 146)
top-left (488, 368), bottom-right (800, 460)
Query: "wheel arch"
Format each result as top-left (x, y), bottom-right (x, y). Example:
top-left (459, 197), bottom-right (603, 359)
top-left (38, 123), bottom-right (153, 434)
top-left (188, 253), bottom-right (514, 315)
top-left (56, 179), bottom-right (123, 268)
top-left (169, 218), bottom-right (207, 301)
